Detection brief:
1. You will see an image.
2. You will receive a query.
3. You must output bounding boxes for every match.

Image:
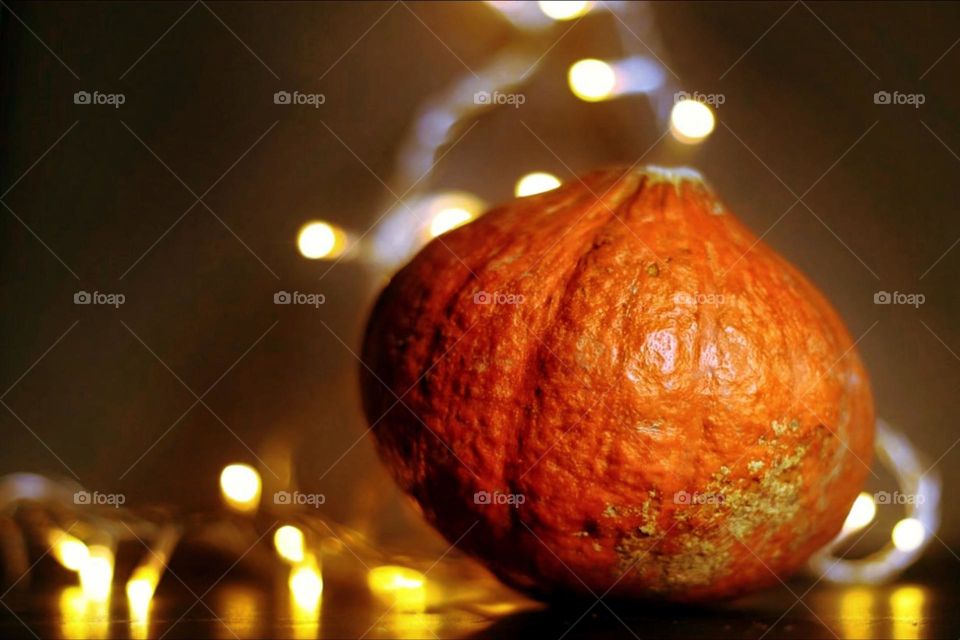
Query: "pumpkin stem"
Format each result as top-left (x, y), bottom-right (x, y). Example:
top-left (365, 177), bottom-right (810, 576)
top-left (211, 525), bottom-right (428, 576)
top-left (638, 165), bottom-right (706, 188)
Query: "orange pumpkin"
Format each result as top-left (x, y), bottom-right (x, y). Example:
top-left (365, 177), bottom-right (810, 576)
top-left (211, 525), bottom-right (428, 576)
top-left (361, 166), bottom-right (874, 600)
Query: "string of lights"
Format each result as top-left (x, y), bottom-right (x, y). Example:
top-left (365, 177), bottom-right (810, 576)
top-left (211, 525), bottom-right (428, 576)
top-left (0, 411), bottom-right (940, 633)
top-left (0, 468), bottom-right (470, 637)
top-left (808, 419), bottom-right (941, 584)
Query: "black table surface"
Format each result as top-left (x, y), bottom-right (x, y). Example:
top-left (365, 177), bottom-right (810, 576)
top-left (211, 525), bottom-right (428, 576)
top-left (1, 565), bottom-right (958, 639)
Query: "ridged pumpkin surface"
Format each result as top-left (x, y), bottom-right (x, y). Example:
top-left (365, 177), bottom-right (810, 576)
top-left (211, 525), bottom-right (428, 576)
top-left (361, 166), bottom-right (874, 600)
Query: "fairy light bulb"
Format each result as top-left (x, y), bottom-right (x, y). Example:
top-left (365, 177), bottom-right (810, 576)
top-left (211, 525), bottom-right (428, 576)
top-left (843, 492), bottom-right (877, 532)
top-left (126, 565), bottom-right (159, 602)
top-left (538, 1), bottom-right (593, 20)
top-left (425, 192), bottom-right (484, 239)
top-left (428, 207), bottom-right (473, 237)
top-left (670, 99), bottom-right (715, 144)
top-left (49, 529), bottom-right (89, 572)
top-left (289, 554), bottom-right (323, 610)
top-left (274, 525), bottom-right (306, 564)
top-left (126, 565), bottom-right (157, 629)
top-left (515, 172), bottom-right (561, 197)
top-left (892, 518), bottom-right (925, 552)
top-left (568, 59), bottom-right (617, 102)
top-left (297, 221), bottom-right (347, 259)
top-left (79, 545), bottom-right (114, 602)
top-left (219, 464), bottom-right (262, 513)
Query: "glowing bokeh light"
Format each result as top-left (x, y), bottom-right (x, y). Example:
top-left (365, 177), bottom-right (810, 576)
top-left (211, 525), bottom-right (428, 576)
top-left (429, 207), bottom-right (474, 238)
top-left (890, 585), bottom-right (925, 640)
top-left (367, 565), bottom-right (428, 613)
top-left (515, 172), bottom-right (561, 197)
top-left (216, 585), bottom-right (262, 638)
top-left (219, 464), bottom-right (262, 513)
top-left (60, 586), bottom-right (109, 640)
top-left (297, 221), bottom-right (347, 260)
top-left (79, 545), bottom-right (114, 602)
top-left (892, 518), bottom-right (925, 552)
top-left (670, 99), bottom-right (715, 144)
top-left (289, 555), bottom-right (323, 610)
top-left (49, 530), bottom-right (90, 572)
top-left (839, 587), bottom-right (874, 640)
top-left (568, 59), bottom-right (617, 102)
top-left (274, 525), bottom-right (306, 564)
top-left (538, 1), bottom-right (593, 20)
top-left (126, 567), bottom-right (156, 639)
top-left (842, 492), bottom-right (877, 532)
top-left (126, 566), bottom-right (159, 609)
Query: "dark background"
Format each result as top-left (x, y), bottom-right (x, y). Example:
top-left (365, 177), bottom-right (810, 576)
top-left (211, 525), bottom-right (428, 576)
top-left (1, 1), bottom-right (959, 637)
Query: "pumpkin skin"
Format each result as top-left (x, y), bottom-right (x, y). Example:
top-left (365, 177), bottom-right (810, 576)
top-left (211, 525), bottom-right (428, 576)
top-left (360, 166), bottom-right (874, 601)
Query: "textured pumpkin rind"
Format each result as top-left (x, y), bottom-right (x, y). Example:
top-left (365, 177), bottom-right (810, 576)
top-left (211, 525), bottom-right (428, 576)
top-left (360, 166), bottom-right (874, 601)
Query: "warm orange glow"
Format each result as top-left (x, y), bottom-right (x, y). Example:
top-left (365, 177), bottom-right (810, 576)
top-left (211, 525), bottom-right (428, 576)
top-left (49, 529), bottom-right (89, 572)
top-left (429, 207), bottom-right (473, 238)
top-left (515, 172), bottom-right (561, 197)
top-left (79, 546), bottom-right (113, 602)
top-left (367, 565), bottom-right (427, 613)
top-left (892, 518), bottom-right (925, 552)
top-left (890, 585), bottom-right (925, 640)
top-left (839, 588), bottom-right (874, 640)
top-left (670, 99), bottom-right (715, 144)
top-left (219, 464), bottom-right (262, 513)
top-left (297, 221), bottom-right (348, 259)
top-left (274, 525), bottom-right (306, 563)
top-left (424, 193), bottom-right (484, 240)
top-left (842, 492), bottom-right (876, 532)
top-left (568, 59), bottom-right (617, 102)
top-left (289, 554), bottom-right (323, 611)
top-left (538, 1), bottom-right (593, 20)
top-left (60, 586), bottom-right (109, 640)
